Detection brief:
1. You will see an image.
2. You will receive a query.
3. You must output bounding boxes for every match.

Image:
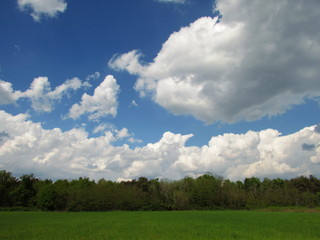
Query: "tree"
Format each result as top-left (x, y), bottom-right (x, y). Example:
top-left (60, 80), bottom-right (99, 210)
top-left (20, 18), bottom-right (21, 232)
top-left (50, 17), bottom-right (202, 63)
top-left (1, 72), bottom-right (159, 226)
top-left (308, 175), bottom-right (320, 194)
top-left (316, 192), bottom-right (320, 206)
top-left (53, 179), bottom-right (70, 210)
top-left (221, 180), bottom-right (246, 209)
top-left (67, 177), bottom-right (95, 211)
top-left (37, 182), bottom-right (56, 211)
top-left (244, 177), bottom-right (261, 208)
top-left (90, 179), bottom-right (116, 211)
top-left (148, 178), bottom-right (162, 210)
top-left (12, 174), bottom-right (38, 207)
top-left (172, 177), bottom-right (194, 210)
top-left (1, 170), bottom-right (320, 211)
top-left (191, 174), bottom-right (223, 209)
top-left (0, 170), bottom-right (18, 207)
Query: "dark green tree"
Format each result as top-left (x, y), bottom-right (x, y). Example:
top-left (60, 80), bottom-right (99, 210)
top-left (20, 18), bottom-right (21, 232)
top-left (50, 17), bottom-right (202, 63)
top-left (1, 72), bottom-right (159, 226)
top-left (244, 177), bottom-right (261, 208)
top-left (36, 182), bottom-right (57, 211)
top-left (12, 174), bottom-right (38, 207)
top-left (191, 174), bottom-right (223, 209)
top-left (0, 170), bottom-right (18, 207)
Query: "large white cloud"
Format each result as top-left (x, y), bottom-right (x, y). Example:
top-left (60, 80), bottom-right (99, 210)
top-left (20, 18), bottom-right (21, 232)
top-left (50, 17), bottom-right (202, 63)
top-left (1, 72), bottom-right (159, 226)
top-left (17, 0), bottom-right (67, 22)
top-left (0, 110), bottom-right (319, 181)
top-left (109, 0), bottom-right (320, 124)
top-left (67, 75), bottom-right (120, 121)
top-left (0, 77), bottom-right (84, 112)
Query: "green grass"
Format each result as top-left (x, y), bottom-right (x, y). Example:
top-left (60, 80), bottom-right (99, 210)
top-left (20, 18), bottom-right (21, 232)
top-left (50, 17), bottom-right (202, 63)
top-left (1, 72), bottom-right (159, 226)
top-left (0, 211), bottom-right (319, 240)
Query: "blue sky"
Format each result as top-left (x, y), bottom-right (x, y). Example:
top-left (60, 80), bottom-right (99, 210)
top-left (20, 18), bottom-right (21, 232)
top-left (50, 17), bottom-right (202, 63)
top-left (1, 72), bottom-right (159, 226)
top-left (0, 0), bottom-right (320, 181)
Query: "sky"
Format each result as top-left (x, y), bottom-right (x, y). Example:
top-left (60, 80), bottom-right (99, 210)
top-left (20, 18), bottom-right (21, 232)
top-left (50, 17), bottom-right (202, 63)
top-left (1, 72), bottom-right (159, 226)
top-left (0, 0), bottom-right (320, 181)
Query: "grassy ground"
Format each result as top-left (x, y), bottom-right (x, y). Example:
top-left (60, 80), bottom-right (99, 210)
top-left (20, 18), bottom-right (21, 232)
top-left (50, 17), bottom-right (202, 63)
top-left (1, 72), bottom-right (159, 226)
top-left (0, 211), bottom-right (319, 240)
top-left (257, 206), bottom-right (320, 213)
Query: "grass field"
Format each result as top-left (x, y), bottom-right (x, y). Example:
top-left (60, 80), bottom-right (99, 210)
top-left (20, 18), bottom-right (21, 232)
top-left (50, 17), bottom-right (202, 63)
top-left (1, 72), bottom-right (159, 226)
top-left (0, 211), bottom-right (319, 240)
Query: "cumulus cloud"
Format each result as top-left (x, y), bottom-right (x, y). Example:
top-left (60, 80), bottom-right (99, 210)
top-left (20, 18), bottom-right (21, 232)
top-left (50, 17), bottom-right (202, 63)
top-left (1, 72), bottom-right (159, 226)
top-left (109, 0), bottom-right (320, 124)
top-left (115, 128), bottom-right (130, 139)
top-left (0, 80), bottom-right (19, 105)
top-left (93, 123), bottom-right (142, 144)
top-left (0, 110), bottom-right (319, 180)
top-left (114, 128), bottom-right (142, 144)
top-left (21, 77), bottom-right (83, 112)
top-left (1, 77), bottom-right (84, 112)
top-left (67, 75), bottom-right (120, 121)
top-left (0, 131), bottom-right (9, 144)
top-left (109, 50), bottom-right (144, 76)
top-left (302, 143), bottom-right (315, 151)
top-left (17, 0), bottom-right (67, 22)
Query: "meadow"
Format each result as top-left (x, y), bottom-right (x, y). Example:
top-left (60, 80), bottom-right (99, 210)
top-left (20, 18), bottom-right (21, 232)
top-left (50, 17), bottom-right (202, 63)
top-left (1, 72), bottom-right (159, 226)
top-left (0, 211), bottom-right (319, 240)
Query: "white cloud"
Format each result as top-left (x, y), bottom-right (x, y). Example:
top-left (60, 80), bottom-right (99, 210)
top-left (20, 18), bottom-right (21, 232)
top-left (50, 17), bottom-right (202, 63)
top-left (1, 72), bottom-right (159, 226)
top-left (93, 124), bottom-right (142, 144)
top-left (109, 0), bottom-right (320, 124)
top-left (83, 72), bottom-right (101, 88)
top-left (0, 77), bottom-right (83, 112)
top-left (109, 50), bottom-right (144, 76)
top-left (113, 127), bottom-right (143, 144)
top-left (115, 128), bottom-right (130, 139)
top-left (85, 72), bottom-right (101, 81)
top-left (1, 110), bottom-right (319, 180)
top-left (0, 80), bottom-right (18, 105)
top-left (130, 100), bottom-right (138, 107)
top-left (20, 77), bottom-right (83, 112)
top-left (67, 75), bottom-right (120, 121)
top-left (47, 78), bottom-right (83, 99)
top-left (311, 147), bottom-right (320, 164)
top-left (17, 0), bottom-right (67, 22)
top-left (128, 137), bottom-right (143, 144)
top-left (93, 123), bottom-right (109, 134)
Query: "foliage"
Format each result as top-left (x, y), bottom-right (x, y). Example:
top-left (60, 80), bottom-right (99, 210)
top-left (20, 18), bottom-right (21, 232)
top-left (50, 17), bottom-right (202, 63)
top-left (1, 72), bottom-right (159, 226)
top-left (0, 170), bottom-right (320, 211)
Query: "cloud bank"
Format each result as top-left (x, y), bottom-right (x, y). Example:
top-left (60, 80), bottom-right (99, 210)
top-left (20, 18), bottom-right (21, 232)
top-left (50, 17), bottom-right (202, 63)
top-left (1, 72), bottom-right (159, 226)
top-left (0, 110), bottom-right (319, 181)
top-left (17, 0), bottom-right (67, 21)
top-left (109, 0), bottom-right (320, 124)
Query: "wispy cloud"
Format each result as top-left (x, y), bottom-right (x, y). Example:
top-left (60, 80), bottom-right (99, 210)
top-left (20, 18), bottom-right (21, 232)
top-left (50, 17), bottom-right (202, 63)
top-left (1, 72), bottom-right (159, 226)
top-left (83, 72), bottom-right (101, 88)
top-left (128, 137), bottom-right (143, 144)
top-left (130, 100), bottom-right (138, 107)
top-left (85, 72), bottom-right (100, 81)
top-left (93, 123), bottom-right (110, 134)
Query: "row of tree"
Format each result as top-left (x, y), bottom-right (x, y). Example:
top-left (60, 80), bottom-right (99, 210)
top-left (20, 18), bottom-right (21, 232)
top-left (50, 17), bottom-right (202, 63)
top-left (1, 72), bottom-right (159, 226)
top-left (1, 170), bottom-right (320, 211)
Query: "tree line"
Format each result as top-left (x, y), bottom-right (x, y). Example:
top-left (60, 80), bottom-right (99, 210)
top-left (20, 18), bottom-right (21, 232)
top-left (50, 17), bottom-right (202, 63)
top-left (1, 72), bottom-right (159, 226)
top-left (1, 170), bottom-right (320, 211)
